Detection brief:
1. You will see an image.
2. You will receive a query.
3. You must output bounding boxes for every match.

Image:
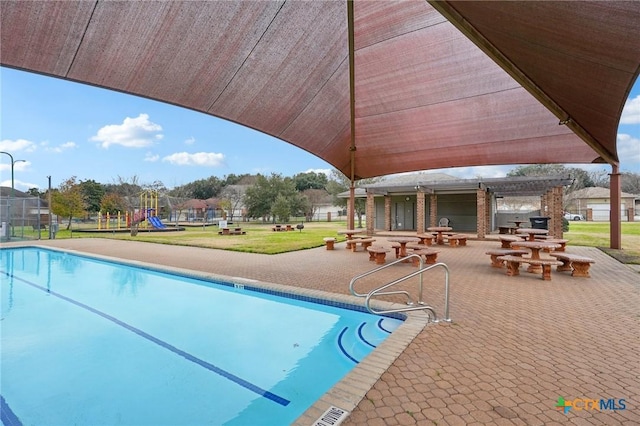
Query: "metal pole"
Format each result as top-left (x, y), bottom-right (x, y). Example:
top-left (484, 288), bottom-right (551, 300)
top-left (48, 176), bottom-right (53, 239)
top-left (0, 151), bottom-right (14, 240)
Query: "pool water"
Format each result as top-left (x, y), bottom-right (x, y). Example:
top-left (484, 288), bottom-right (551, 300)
top-left (0, 247), bottom-right (402, 425)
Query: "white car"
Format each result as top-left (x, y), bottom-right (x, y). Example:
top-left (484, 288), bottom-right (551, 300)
top-left (564, 212), bottom-right (584, 221)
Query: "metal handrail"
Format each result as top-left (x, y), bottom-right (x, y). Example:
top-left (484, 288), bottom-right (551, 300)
top-left (349, 254), bottom-right (451, 323)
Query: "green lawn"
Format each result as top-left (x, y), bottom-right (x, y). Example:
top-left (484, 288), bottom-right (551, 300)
top-left (48, 221), bottom-right (352, 255)
top-left (565, 221), bottom-right (640, 264)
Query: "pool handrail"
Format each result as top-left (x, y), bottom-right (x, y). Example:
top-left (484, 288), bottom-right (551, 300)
top-left (349, 253), bottom-right (451, 323)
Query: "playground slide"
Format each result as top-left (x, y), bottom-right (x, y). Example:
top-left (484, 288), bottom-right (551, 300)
top-left (148, 216), bottom-right (167, 229)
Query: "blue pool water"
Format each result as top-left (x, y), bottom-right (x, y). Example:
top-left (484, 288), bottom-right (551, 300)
top-left (0, 247), bottom-right (402, 425)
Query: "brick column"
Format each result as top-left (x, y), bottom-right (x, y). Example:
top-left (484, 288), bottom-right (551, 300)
top-left (384, 195), bottom-right (391, 231)
top-left (430, 194), bottom-right (437, 227)
top-left (553, 186), bottom-right (563, 238)
top-left (476, 188), bottom-right (486, 238)
top-left (417, 191), bottom-right (426, 234)
top-left (366, 191), bottom-right (375, 235)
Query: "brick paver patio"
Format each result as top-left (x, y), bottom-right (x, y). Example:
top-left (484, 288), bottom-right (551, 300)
top-left (9, 235), bottom-right (639, 425)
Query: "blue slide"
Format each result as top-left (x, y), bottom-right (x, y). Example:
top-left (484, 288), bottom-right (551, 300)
top-left (148, 216), bottom-right (167, 229)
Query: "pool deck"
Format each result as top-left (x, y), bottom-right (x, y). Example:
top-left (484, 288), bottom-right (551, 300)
top-left (7, 236), bottom-right (639, 425)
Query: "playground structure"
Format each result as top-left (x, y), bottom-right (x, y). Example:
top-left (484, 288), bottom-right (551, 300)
top-left (97, 190), bottom-right (170, 231)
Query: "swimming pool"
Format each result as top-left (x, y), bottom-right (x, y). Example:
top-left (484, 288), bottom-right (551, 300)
top-left (1, 247), bottom-right (409, 425)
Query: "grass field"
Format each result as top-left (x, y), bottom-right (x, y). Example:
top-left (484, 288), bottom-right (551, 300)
top-left (565, 221), bottom-right (640, 264)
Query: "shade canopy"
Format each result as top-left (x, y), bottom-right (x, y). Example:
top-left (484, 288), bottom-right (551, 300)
top-left (2, 1), bottom-right (639, 180)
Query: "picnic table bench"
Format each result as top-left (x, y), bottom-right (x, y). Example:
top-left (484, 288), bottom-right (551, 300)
top-left (497, 255), bottom-right (562, 281)
top-left (32, 224), bottom-right (47, 231)
top-left (346, 237), bottom-right (376, 252)
top-left (410, 248), bottom-right (440, 266)
top-left (485, 248), bottom-right (528, 268)
top-left (498, 235), bottom-right (521, 248)
top-left (550, 253), bottom-right (596, 277)
top-left (415, 233), bottom-right (434, 245)
top-left (367, 246), bottom-right (390, 264)
top-left (445, 234), bottom-right (467, 247)
top-left (323, 237), bottom-right (337, 250)
top-left (498, 226), bottom-right (516, 234)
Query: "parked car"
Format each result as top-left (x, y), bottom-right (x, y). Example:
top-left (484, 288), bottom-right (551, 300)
top-left (564, 212), bottom-right (584, 221)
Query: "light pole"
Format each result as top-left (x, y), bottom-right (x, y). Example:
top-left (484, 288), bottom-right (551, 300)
top-left (1, 151), bottom-right (26, 239)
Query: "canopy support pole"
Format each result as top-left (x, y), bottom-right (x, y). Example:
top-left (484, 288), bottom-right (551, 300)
top-left (347, 0), bottom-right (356, 230)
top-left (610, 164), bottom-right (621, 249)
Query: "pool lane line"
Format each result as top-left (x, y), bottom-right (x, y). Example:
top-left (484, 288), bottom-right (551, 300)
top-left (1, 395), bottom-right (23, 426)
top-left (1, 271), bottom-right (290, 407)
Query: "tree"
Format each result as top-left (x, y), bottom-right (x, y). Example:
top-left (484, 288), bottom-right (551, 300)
top-left (27, 187), bottom-right (44, 198)
top-left (301, 188), bottom-right (329, 221)
top-left (51, 177), bottom-right (85, 229)
top-left (292, 171), bottom-right (328, 191)
top-left (507, 164), bottom-right (595, 194)
top-left (79, 179), bottom-right (106, 216)
top-left (326, 169), bottom-right (379, 228)
top-left (100, 193), bottom-right (127, 214)
top-left (271, 194), bottom-right (291, 222)
top-left (621, 172), bottom-right (640, 195)
top-left (220, 185), bottom-right (246, 221)
top-left (244, 173), bottom-right (298, 221)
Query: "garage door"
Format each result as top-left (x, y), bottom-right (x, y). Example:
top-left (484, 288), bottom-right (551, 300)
top-left (587, 203), bottom-right (626, 221)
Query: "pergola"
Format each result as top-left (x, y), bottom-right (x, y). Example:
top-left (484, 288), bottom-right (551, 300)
top-left (2, 1), bottom-right (639, 247)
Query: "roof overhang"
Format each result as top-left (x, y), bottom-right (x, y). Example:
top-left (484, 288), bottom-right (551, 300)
top-left (2, 1), bottom-right (638, 179)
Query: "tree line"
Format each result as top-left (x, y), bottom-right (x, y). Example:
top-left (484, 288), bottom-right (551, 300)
top-left (27, 165), bottom-right (639, 229)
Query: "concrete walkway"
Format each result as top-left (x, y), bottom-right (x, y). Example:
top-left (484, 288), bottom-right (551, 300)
top-left (7, 237), bottom-right (639, 425)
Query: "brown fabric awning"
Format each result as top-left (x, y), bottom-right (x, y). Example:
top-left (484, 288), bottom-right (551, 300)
top-left (2, 1), bottom-right (638, 179)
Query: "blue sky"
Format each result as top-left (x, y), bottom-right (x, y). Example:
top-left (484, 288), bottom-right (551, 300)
top-left (1, 67), bottom-right (639, 192)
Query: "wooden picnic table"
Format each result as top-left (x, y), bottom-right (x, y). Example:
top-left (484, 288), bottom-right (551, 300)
top-left (516, 228), bottom-right (549, 241)
top-left (387, 236), bottom-right (421, 259)
top-left (427, 226), bottom-right (453, 245)
top-left (337, 229), bottom-right (365, 240)
top-left (510, 240), bottom-right (561, 273)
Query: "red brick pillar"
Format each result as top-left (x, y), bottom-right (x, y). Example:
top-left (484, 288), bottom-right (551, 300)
top-left (366, 191), bottom-right (375, 235)
top-left (384, 196), bottom-right (391, 231)
top-left (430, 194), bottom-right (437, 227)
top-left (417, 191), bottom-right (426, 234)
top-left (476, 188), bottom-right (486, 239)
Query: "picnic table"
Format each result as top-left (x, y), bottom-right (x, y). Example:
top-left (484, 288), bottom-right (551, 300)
top-left (510, 240), bottom-right (561, 273)
top-left (427, 226), bottom-right (453, 245)
top-left (387, 236), bottom-right (421, 260)
top-left (337, 229), bottom-right (365, 240)
top-left (516, 228), bottom-right (549, 241)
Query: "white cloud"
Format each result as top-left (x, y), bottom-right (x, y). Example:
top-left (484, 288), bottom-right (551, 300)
top-left (184, 137), bottom-right (196, 145)
top-left (617, 133), bottom-right (640, 164)
top-left (144, 152), bottom-right (160, 162)
top-left (0, 138), bottom-right (37, 153)
top-left (45, 141), bottom-right (77, 153)
top-left (620, 95), bottom-right (640, 125)
top-left (0, 160), bottom-right (30, 173)
top-left (91, 113), bottom-right (163, 148)
top-left (162, 152), bottom-right (225, 166)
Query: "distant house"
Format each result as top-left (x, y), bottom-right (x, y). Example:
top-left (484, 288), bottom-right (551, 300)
top-left (564, 187), bottom-right (638, 221)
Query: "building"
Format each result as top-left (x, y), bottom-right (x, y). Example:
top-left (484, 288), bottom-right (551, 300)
top-left (564, 187), bottom-right (638, 221)
top-left (342, 173), bottom-right (573, 238)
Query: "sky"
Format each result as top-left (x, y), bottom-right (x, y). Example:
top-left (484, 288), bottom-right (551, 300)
top-left (1, 66), bottom-right (639, 192)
